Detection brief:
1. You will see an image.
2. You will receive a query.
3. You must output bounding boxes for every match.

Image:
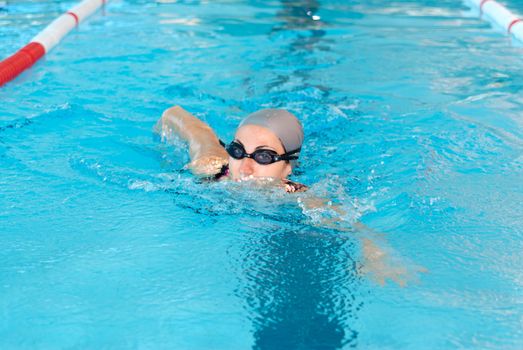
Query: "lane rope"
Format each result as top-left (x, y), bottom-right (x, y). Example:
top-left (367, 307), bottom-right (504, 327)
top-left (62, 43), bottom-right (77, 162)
top-left (479, 0), bottom-right (494, 14)
top-left (465, 0), bottom-right (523, 42)
top-left (508, 18), bottom-right (523, 34)
top-left (67, 11), bottom-right (80, 26)
top-left (0, 0), bottom-right (106, 87)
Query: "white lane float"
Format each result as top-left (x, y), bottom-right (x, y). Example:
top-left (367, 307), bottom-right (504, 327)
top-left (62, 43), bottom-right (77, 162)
top-left (465, 0), bottom-right (523, 42)
top-left (0, 0), bottom-right (106, 87)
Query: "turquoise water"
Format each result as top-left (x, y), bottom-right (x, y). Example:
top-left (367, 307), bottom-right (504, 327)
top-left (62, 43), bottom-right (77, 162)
top-left (1, 0), bottom-right (523, 348)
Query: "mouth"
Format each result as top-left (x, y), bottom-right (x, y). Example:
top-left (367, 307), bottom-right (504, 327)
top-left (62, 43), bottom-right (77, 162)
top-left (235, 175), bottom-right (278, 185)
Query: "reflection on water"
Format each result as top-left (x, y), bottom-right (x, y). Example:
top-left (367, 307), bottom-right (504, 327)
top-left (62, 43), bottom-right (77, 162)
top-left (275, 0), bottom-right (322, 29)
top-left (230, 219), bottom-right (362, 349)
top-left (228, 3), bottom-right (363, 347)
top-left (268, 0), bottom-right (330, 94)
top-left (237, 0), bottom-right (331, 99)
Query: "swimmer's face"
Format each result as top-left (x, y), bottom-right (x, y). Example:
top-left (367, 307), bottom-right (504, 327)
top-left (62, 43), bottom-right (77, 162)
top-left (229, 125), bottom-right (292, 181)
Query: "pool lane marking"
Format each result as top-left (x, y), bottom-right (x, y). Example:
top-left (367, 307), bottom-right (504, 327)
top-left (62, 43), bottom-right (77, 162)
top-left (479, 0), bottom-right (492, 10)
top-left (508, 18), bottom-right (523, 34)
top-left (0, 43), bottom-right (46, 85)
top-left (67, 11), bottom-right (80, 26)
top-left (466, 0), bottom-right (523, 43)
top-left (479, 0), bottom-right (494, 14)
top-left (0, 0), bottom-right (107, 87)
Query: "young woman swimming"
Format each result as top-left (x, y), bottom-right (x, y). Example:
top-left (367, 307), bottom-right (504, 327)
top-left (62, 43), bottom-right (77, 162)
top-left (155, 105), bottom-right (307, 192)
top-left (155, 105), bottom-right (425, 286)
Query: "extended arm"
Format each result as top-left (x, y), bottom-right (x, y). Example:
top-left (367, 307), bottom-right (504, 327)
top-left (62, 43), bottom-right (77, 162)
top-left (155, 106), bottom-right (228, 177)
top-left (298, 196), bottom-right (426, 287)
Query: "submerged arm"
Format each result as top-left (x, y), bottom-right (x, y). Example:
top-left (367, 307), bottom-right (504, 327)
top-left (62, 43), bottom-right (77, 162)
top-left (298, 196), bottom-right (426, 287)
top-left (155, 105), bottom-right (228, 177)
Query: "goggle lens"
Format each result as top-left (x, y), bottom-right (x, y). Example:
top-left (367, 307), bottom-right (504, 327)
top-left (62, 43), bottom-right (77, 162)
top-left (253, 151), bottom-right (274, 165)
top-left (226, 142), bottom-right (278, 165)
top-left (228, 143), bottom-right (246, 159)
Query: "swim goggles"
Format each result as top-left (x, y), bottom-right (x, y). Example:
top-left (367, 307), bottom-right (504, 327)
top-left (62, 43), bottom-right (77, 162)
top-left (225, 141), bottom-right (300, 165)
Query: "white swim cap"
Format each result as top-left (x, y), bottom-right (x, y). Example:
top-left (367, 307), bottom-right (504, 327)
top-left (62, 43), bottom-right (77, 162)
top-left (239, 109), bottom-right (304, 154)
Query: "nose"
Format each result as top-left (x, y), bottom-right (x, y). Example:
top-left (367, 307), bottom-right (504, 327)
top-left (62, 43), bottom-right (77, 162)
top-left (239, 157), bottom-right (255, 176)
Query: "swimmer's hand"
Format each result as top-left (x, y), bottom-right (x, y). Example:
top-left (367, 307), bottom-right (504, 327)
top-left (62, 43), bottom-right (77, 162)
top-left (297, 197), bottom-right (427, 287)
top-left (360, 237), bottom-right (428, 287)
top-left (187, 154), bottom-right (228, 177)
top-left (283, 180), bottom-right (308, 193)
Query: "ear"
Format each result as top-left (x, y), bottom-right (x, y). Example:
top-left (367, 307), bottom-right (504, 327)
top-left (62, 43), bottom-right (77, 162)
top-left (283, 161), bottom-right (292, 179)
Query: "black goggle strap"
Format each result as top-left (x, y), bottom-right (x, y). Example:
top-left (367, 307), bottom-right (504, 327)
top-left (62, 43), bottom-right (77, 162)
top-left (278, 147), bottom-right (301, 161)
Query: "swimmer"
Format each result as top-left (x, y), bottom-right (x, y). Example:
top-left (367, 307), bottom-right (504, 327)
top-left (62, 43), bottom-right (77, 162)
top-left (155, 105), bottom-right (426, 286)
top-left (155, 105), bottom-right (307, 192)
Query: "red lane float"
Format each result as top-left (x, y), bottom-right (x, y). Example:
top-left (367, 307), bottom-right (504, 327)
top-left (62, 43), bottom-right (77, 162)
top-left (0, 43), bottom-right (45, 85)
top-left (0, 0), bottom-right (106, 87)
top-left (466, 0), bottom-right (523, 41)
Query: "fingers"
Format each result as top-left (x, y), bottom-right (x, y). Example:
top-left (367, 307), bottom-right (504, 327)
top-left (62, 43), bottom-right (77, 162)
top-left (188, 156), bottom-right (227, 177)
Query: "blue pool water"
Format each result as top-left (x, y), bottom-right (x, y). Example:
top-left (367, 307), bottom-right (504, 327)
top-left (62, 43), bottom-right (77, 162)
top-left (1, 0), bottom-right (523, 348)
